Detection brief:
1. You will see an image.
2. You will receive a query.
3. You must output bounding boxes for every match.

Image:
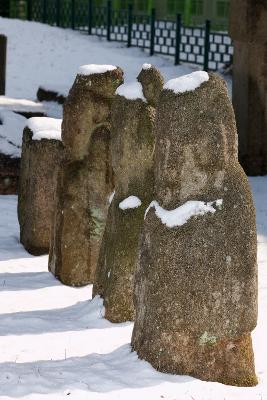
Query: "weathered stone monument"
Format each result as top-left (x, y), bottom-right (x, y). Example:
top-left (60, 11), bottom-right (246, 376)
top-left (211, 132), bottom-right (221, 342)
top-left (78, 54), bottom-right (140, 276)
top-left (230, 0), bottom-right (267, 175)
top-left (49, 65), bottom-right (123, 286)
top-left (131, 71), bottom-right (258, 386)
top-left (93, 65), bottom-right (164, 322)
top-left (18, 117), bottom-right (63, 255)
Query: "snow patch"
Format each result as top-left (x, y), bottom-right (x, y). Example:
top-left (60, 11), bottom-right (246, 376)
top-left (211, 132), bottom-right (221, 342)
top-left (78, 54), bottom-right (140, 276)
top-left (164, 71), bottom-right (209, 94)
top-left (119, 196), bottom-right (142, 210)
top-left (78, 64), bottom-right (117, 76)
top-left (116, 82), bottom-right (146, 101)
top-left (108, 191), bottom-right (115, 205)
top-left (26, 117), bottom-right (62, 141)
top-left (0, 109), bottom-right (26, 157)
top-left (145, 199), bottom-right (222, 228)
top-left (0, 96), bottom-right (44, 113)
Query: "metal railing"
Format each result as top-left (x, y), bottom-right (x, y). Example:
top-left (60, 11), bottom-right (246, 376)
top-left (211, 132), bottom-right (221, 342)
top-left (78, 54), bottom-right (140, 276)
top-left (6, 0), bottom-right (233, 71)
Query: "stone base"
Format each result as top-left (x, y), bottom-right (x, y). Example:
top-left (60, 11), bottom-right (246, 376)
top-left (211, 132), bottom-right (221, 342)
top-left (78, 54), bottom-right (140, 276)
top-left (132, 332), bottom-right (257, 387)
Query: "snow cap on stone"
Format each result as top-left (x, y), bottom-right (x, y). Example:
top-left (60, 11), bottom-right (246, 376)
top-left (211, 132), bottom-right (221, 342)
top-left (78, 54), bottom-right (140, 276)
top-left (142, 63), bottom-right (152, 70)
top-left (78, 64), bottom-right (117, 76)
top-left (164, 71), bottom-right (209, 94)
top-left (119, 195), bottom-right (142, 210)
top-left (115, 82), bottom-right (146, 101)
top-left (27, 117), bottom-right (62, 141)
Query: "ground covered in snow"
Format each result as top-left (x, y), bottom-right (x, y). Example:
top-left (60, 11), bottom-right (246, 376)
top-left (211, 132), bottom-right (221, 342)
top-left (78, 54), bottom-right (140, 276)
top-left (0, 17), bottom-right (231, 157)
top-left (0, 178), bottom-right (266, 399)
top-left (0, 17), bottom-right (231, 101)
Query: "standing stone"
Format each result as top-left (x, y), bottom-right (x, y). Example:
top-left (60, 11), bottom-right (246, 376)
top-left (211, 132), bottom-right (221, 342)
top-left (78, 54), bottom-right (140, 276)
top-left (131, 72), bottom-right (258, 386)
top-left (18, 117), bottom-right (63, 255)
top-left (230, 0), bottom-right (267, 175)
top-left (93, 65), bottom-right (164, 322)
top-left (49, 65), bottom-right (123, 286)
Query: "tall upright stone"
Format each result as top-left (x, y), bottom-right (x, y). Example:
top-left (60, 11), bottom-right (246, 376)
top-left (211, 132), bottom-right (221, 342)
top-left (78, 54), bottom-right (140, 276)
top-left (18, 117), bottom-right (63, 255)
top-left (93, 65), bottom-right (164, 322)
top-left (230, 0), bottom-right (267, 175)
top-left (49, 65), bottom-right (123, 286)
top-left (131, 72), bottom-right (258, 386)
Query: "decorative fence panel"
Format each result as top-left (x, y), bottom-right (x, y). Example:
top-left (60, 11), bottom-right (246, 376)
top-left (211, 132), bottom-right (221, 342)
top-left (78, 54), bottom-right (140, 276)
top-left (7, 0), bottom-right (233, 71)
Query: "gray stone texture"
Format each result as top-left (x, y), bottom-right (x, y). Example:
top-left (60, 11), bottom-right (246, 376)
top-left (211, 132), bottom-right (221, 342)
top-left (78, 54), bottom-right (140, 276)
top-left (230, 0), bottom-right (267, 175)
top-left (131, 73), bottom-right (258, 386)
top-left (93, 66), bottom-right (164, 322)
top-left (18, 127), bottom-right (63, 255)
top-left (49, 67), bottom-right (123, 286)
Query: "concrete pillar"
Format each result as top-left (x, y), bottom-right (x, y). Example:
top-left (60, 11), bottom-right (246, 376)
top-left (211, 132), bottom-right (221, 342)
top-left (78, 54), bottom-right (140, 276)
top-left (230, 0), bottom-right (267, 175)
top-left (0, 35), bottom-right (7, 95)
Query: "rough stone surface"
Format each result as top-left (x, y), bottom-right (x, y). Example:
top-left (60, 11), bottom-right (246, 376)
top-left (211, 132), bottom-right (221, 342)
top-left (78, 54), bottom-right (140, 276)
top-left (93, 66), bottom-right (164, 322)
top-left (49, 67), bottom-right (123, 286)
top-left (137, 66), bottom-right (164, 107)
top-left (230, 0), bottom-right (267, 175)
top-left (131, 73), bottom-right (258, 386)
top-left (18, 127), bottom-right (63, 255)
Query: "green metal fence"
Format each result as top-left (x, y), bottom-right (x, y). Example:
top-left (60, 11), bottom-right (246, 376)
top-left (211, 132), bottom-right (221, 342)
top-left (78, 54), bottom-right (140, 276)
top-left (2, 0), bottom-right (233, 71)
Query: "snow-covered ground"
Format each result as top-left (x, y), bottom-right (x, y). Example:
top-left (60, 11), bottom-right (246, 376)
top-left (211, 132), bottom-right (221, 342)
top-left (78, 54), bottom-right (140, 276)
top-left (0, 17), bottom-right (231, 101)
top-left (0, 16), bottom-right (265, 400)
top-left (0, 17), bottom-right (231, 156)
top-left (0, 178), bottom-right (267, 399)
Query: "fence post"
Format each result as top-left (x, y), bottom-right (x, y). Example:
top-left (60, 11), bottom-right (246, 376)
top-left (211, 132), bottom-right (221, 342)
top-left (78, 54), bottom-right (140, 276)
top-left (71, 0), bottom-right (75, 30)
top-left (88, 0), bottom-right (93, 35)
top-left (56, 0), bottom-right (60, 27)
top-left (43, 0), bottom-right (47, 23)
top-left (203, 19), bottom-right (210, 71)
top-left (150, 8), bottom-right (155, 56)
top-left (127, 3), bottom-right (133, 48)
top-left (27, 0), bottom-right (32, 21)
top-left (0, 35), bottom-right (7, 95)
top-left (0, 0), bottom-right (10, 17)
top-left (107, 0), bottom-right (111, 41)
top-left (175, 13), bottom-right (181, 65)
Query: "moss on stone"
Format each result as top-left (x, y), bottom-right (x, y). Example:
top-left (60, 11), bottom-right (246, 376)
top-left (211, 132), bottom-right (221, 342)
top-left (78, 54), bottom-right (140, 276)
top-left (49, 67), bottom-right (124, 286)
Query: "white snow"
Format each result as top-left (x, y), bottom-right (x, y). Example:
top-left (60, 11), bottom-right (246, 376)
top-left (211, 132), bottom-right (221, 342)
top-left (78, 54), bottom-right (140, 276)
top-left (78, 64), bottom-right (117, 76)
top-left (119, 196), bottom-right (142, 210)
top-left (0, 17), bottom-right (221, 101)
top-left (27, 117), bottom-right (62, 141)
top-left (115, 82), bottom-right (146, 101)
top-left (164, 71), bottom-right (209, 94)
top-left (145, 199), bottom-right (222, 228)
top-left (0, 178), bottom-right (266, 399)
top-left (108, 191), bottom-right (115, 205)
top-left (142, 63), bottom-right (152, 70)
top-left (0, 96), bottom-right (45, 113)
top-left (0, 109), bottom-right (26, 157)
